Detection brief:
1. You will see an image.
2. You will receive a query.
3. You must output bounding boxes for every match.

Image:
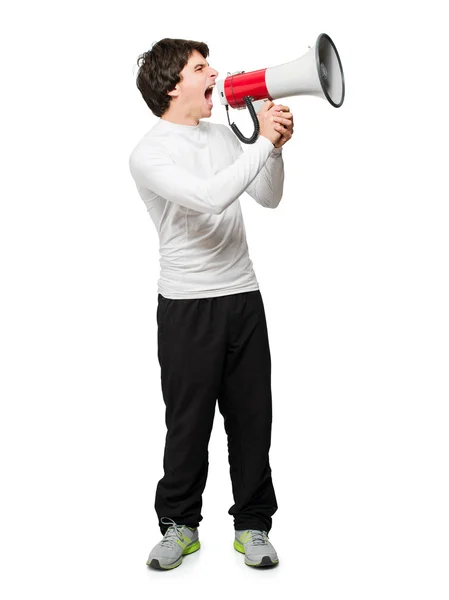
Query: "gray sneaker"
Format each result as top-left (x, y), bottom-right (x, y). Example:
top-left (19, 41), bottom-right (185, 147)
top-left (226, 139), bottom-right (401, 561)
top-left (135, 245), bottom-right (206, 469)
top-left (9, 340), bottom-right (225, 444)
top-left (234, 529), bottom-right (279, 567)
top-left (146, 517), bottom-right (200, 570)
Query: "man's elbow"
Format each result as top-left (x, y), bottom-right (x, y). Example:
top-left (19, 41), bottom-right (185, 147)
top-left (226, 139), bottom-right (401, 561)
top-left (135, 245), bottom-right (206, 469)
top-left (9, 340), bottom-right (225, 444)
top-left (213, 204), bottom-right (225, 216)
top-left (213, 199), bottom-right (237, 215)
top-left (201, 187), bottom-right (226, 215)
top-left (266, 194), bottom-right (282, 209)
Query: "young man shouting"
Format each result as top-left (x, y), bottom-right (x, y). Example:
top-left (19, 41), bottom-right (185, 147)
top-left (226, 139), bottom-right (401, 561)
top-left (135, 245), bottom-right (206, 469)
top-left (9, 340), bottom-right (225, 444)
top-left (129, 37), bottom-right (294, 570)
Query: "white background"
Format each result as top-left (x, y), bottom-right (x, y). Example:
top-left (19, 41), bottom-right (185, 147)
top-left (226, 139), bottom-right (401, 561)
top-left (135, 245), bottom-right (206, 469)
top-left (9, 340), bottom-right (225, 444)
top-left (1, 1), bottom-right (448, 598)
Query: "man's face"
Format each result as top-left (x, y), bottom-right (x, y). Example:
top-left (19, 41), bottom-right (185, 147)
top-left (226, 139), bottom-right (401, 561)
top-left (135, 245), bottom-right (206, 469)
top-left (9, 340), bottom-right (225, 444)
top-left (166, 50), bottom-right (219, 123)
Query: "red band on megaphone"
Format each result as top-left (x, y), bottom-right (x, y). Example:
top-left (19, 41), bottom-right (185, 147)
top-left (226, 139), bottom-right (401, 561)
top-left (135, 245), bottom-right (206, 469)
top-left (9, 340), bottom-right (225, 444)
top-left (224, 69), bottom-right (272, 109)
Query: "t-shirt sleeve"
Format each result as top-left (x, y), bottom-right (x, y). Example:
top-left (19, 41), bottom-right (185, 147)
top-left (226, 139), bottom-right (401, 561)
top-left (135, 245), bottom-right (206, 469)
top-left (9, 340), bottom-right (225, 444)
top-left (129, 134), bottom-right (275, 215)
top-left (219, 125), bottom-right (284, 208)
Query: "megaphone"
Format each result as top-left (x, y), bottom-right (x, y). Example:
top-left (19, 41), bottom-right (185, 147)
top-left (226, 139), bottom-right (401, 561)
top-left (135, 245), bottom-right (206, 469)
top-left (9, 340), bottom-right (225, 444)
top-left (215, 33), bottom-right (345, 144)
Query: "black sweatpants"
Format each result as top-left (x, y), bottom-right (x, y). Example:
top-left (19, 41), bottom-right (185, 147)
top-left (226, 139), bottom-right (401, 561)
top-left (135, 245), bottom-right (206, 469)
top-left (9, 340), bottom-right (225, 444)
top-left (154, 289), bottom-right (278, 535)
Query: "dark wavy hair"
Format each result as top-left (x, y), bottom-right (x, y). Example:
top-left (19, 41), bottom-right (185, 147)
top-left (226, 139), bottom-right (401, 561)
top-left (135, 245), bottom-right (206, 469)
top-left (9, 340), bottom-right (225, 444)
top-left (134, 38), bottom-right (210, 118)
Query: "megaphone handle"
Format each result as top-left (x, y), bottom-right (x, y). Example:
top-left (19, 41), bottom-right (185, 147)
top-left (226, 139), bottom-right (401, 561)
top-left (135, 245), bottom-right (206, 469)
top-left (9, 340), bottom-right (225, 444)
top-left (226, 96), bottom-right (260, 144)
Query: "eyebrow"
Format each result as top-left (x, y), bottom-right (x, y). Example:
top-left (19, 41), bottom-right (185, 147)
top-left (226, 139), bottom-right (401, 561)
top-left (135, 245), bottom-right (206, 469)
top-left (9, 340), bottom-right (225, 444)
top-left (194, 62), bottom-right (209, 69)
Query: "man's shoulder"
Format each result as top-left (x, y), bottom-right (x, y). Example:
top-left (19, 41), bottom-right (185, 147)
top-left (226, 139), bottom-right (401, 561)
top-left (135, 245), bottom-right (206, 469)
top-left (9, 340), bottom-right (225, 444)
top-left (207, 121), bottom-right (238, 148)
top-left (129, 121), bottom-right (233, 164)
top-left (129, 130), bottom-right (167, 166)
top-left (208, 121), bottom-right (231, 136)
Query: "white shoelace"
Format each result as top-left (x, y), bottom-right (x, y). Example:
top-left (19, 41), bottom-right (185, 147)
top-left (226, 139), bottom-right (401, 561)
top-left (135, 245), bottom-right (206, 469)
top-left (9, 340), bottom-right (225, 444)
top-left (159, 517), bottom-right (188, 549)
top-left (247, 529), bottom-right (269, 546)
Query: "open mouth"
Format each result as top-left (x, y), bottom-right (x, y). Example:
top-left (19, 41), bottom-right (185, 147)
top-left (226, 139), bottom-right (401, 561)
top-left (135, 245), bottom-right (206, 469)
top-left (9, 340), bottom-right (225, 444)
top-left (204, 87), bottom-right (214, 108)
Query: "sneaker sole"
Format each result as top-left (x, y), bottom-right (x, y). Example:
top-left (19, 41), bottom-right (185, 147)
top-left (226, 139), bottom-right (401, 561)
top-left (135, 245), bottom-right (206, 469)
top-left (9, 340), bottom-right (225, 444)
top-left (233, 539), bottom-right (279, 567)
top-left (147, 540), bottom-right (201, 570)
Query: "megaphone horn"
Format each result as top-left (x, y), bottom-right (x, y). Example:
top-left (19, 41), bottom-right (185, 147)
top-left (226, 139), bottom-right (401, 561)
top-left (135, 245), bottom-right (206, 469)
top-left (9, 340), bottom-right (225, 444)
top-left (215, 33), bottom-right (345, 143)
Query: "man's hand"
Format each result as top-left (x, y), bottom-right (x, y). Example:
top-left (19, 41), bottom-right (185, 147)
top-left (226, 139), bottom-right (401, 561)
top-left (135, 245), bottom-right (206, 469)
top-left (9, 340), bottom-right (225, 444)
top-left (271, 104), bottom-right (294, 148)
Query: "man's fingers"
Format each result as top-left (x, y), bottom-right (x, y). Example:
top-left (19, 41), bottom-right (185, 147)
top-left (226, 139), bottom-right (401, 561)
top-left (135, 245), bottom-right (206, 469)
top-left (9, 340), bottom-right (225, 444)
top-left (274, 109), bottom-right (293, 118)
top-left (273, 116), bottom-right (293, 127)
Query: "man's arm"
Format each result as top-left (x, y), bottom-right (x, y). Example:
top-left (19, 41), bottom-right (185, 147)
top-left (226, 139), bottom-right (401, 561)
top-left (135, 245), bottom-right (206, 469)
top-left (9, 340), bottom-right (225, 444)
top-left (220, 125), bottom-right (285, 209)
top-left (129, 135), bottom-right (275, 216)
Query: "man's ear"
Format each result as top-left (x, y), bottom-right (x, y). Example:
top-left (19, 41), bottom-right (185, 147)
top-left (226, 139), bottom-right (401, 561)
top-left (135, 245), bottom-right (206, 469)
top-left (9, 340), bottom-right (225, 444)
top-left (167, 85), bottom-right (179, 99)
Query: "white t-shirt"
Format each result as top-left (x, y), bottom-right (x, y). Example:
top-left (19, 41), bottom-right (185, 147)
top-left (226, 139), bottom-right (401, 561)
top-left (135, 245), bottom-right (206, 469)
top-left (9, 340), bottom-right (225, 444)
top-left (128, 118), bottom-right (284, 299)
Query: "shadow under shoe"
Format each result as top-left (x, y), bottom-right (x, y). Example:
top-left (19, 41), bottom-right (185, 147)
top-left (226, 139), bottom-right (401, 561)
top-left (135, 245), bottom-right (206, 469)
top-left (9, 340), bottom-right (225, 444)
top-left (147, 517), bottom-right (200, 570)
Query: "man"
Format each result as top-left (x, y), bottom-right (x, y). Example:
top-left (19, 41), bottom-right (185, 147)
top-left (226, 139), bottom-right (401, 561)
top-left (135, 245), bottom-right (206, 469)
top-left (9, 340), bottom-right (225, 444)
top-left (128, 38), bottom-right (294, 570)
